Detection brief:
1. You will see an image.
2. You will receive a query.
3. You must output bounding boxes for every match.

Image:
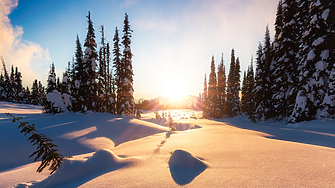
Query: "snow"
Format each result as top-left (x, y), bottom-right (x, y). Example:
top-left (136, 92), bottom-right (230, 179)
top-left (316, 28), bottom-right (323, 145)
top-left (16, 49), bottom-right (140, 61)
top-left (48, 77), bottom-right (56, 83)
top-left (84, 48), bottom-right (91, 55)
top-left (312, 37), bottom-right (324, 46)
top-left (314, 0), bottom-right (321, 6)
top-left (46, 91), bottom-right (69, 113)
top-left (320, 50), bottom-right (329, 60)
top-left (62, 93), bottom-right (72, 108)
top-left (315, 60), bottom-right (327, 71)
top-left (307, 49), bottom-right (316, 61)
top-left (310, 15), bottom-right (317, 24)
top-left (2, 103), bottom-right (335, 187)
top-left (322, 9), bottom-right (330, 20)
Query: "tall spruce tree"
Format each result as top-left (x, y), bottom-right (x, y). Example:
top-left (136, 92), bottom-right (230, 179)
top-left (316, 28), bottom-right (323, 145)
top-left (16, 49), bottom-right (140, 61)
top-left (252, 43), bottom-right (265, 121)
top-left (14, 67), bottom-right (23, 103)
top-left (31, 79), bottom-right (39, 105)
top-left (217, 53), bottom-right (226, 117)
top-left (118, 13), bottom-right (135, 116)
top-left (271, 0), bottom-right (300, 120)
top-left (1, 57), bottom-right (11, 102)
top-left (226, 49), bottom-right (241, 117)
top-left (72, 35), bottom-right (85, 112)
top-left (202, 74), bottom-right (209, 118)
top-left (246, 57), bottom-right (255, 119)
top-left (82, 11), bottom-right (98, 112)
top-left (46, 62), bottom-right (57, 93)
top-left (207, 55), bottom-right (218, 118)
top-left (113, 26), bottom-right (122, 114)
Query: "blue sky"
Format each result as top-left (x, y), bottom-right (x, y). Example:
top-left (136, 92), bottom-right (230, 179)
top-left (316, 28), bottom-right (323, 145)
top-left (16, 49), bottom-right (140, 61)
top-left (1, 0), bottom-right (279, 99)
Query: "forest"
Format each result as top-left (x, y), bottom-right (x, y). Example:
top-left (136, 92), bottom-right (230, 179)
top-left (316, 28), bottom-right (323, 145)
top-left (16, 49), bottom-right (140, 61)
top-left (200, 0), bottom-right (334, 123)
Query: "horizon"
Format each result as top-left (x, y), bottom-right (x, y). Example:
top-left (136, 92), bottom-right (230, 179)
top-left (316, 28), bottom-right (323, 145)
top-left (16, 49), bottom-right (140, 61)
top-left (1, 0), bottom-right (278, 99)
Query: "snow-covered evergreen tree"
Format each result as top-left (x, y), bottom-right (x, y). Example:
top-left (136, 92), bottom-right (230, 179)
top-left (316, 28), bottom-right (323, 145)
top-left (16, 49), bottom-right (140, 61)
top-left (46, 62), bottom-right (57, 93)
top-left (290, 0), bottom-right (335, 122)
top-left (226, 49), bottom-right (241, 117)
top-left (207, 56), bottom-right (218, 118)
top-left (38, 81), bottom-right (44, 105)
top-left (113, 26), bottom-right (122, 114)
top-left (217, 53), bottom-right (226, 117)
top-left (8, 65), bottom-right (16, 102)
top-left (1, 57), bottom-right (12, 102)
top-left (72, 35), bottom-right (85, 112)
top-left (251, 43), bottom-right (265, 122)
top-left (246, 57), bottom-right (255, 118)
top-left (61, 69), bottom-right (72, 111)
top-left (271, 0), bottom-right (301, 120)
top-left (14, 67), bottom-right (23, 103)
top-left (82, 11), bottom-right (98, 112)
top-left (117, 13), bottom-right (135, 116)
top-left (31, 79), bottom-right (39, 105)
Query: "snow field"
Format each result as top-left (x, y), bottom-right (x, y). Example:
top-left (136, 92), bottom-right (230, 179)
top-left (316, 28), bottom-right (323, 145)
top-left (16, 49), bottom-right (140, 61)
top-left (1, 102), bottom-right (335, 187)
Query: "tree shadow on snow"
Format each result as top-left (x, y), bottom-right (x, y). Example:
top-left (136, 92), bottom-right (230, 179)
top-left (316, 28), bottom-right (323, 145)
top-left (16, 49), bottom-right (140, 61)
top-left (217, 117), bottom-right (335, 149)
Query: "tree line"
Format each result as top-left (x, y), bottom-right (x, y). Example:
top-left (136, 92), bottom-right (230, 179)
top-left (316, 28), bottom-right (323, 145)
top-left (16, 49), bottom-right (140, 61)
top-left (200, 0), bottom-right (335, 123)
top-left (0, 12), bottom-right (136, 116)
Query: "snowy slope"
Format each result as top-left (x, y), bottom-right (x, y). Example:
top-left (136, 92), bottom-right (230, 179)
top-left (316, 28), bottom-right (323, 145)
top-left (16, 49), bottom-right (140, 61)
top-left (1, 102), bottom-right (335, 187)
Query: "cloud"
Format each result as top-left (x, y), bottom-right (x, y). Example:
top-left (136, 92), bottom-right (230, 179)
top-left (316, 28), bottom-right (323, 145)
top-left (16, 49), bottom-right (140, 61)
top-left (0, 0), bottom-right (51, 87)
top-left (121, 0), bottom-right (139, 8)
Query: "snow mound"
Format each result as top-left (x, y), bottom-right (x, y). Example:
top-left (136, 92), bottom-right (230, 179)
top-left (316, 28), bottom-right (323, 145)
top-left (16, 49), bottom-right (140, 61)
top-left (43, 149), bottom-right (130, 187)
top-left (169, 149), bottom-right (207, 168)
top-left (46, 91), bottom-right (69, 113)
top-left (168, 149), bottom-right (208, 185)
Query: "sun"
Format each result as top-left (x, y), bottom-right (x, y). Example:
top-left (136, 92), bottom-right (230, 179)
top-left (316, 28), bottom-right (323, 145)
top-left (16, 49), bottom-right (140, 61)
top-left (162, 78), bottom-right (189, 99)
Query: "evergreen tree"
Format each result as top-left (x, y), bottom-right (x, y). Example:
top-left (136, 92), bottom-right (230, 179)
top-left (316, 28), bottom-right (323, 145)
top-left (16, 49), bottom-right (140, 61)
top-left (246, 57), bottom-right (256, 119)
top-left (113, 26), bottom-right (122, 114)
top-left (23, 86), bottom-right (31, 104)
top-left (226, 49), bottom-right (241, 117)
top-left (82, 11), bottom-right (98, 112)
top-left (31, 79), bottom-right (39, 105)
top-left (72, 35), bottom-right (85, 112)
top-left (46, 62), bottom-right (57, 93)
top-left (274, 0), bottom-right (284, 41)
top-left (217, 53), bottom-right (226, 117)
top-left (271, 0), bottom-right (300, 120)
top-left (97, 25), bottom-right (108, 113)
top-left (14, 67), bottom-right (23, 103)
top-left (106, 42), bottom-right (116, 113)
top-left (38, 81), bottom-right (44, 104)
top-left (61, 69), bottom-right (72, 111)
top-left (251, 43), bottom-right (265, 121)
top-left (207, 56), bottom-right (218, 118)
top-left (202, 74), bottom-right (209, 118)
top-left (118, 13), bottom-right (135, 116)
top-left (1, 57), bottom-right (11, 102)
top-left (56, 77), bottom-right (61, 93)
top-left (241, 70), bottom-right (247, 113)
top-left (290, 0), bottom-right (335, 122)
top-left (9, 65), bottom-right (16, 102)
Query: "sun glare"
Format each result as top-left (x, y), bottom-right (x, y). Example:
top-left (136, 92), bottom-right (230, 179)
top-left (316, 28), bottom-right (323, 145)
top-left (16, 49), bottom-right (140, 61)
top-left (162, 78), bottom-right (189, 99)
